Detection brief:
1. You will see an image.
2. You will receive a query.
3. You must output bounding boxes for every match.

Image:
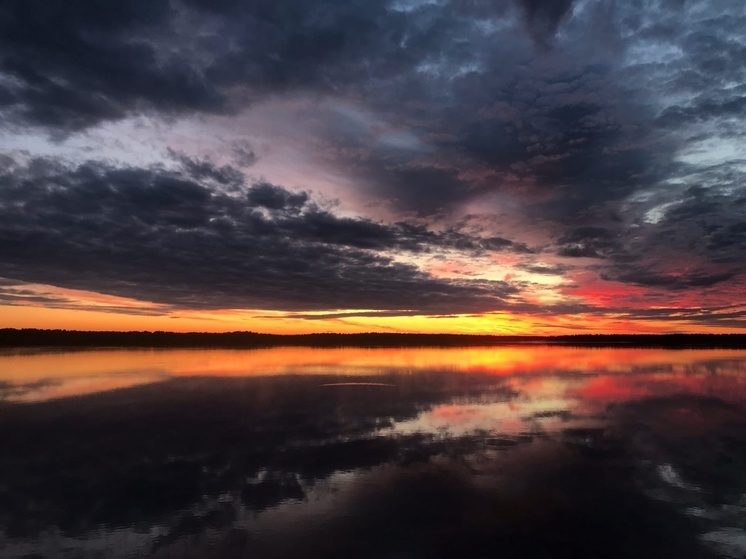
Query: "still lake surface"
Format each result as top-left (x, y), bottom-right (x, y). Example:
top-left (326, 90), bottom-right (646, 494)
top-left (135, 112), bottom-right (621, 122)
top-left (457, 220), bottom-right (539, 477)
top-left (2, 346), bottom-right (746, 558)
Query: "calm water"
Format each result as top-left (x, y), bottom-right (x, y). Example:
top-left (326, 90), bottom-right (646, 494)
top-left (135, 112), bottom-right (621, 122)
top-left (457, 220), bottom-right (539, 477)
top-left (2, 346), bottom-right (746, 558)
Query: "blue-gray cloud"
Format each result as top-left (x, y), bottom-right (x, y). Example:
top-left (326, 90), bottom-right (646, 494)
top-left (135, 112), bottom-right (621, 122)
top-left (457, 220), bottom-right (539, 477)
top-left (0, 0), bottom-right (744, 324)
top-left (0, 156), bottom-right (520, 313)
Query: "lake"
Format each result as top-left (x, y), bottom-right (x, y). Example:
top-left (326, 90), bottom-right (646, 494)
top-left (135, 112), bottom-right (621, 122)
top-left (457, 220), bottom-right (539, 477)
top-left (2, 346), bottom-right (746, 558)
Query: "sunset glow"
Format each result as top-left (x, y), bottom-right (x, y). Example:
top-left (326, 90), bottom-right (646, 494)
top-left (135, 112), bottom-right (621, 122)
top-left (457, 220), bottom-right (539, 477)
top-left (0, 1), bottom-right (744, 334)
top-left (4, 345), bottom-right (744, 403)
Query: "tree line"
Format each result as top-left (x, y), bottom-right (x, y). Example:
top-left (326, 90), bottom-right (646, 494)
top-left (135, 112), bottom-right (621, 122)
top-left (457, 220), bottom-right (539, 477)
top-left (0, 329), bottom-right (745, 349)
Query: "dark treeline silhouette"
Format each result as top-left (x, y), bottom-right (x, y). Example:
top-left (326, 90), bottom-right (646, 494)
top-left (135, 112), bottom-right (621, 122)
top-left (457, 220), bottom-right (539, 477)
top-left (0, 329), bottom-right (745, 349)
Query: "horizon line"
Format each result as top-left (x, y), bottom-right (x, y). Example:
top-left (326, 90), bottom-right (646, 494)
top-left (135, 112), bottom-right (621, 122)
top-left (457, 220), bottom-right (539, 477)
top-left (1, 328), bottom-right (745, 350)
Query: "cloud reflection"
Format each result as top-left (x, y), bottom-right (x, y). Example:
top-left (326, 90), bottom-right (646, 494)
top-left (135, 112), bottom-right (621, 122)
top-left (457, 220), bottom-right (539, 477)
top-left (1, 347), bottom-right (745, 558)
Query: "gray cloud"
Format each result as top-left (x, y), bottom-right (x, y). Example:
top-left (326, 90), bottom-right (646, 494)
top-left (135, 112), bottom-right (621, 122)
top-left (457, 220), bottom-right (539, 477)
top-left (0, 157), bottom-right (519, 314)
top-left (517, 0), bottom-right (576, 46)
top-left (547, 180), bottom-right (746, 291)
top-left (518, 263), bottom-right (570, 276)
top-left (0, 0), bottom-right (422, 132)
top-left (605, 269), bottom-right (738, 290)
top-left (0, 1), bottom-right (223, 131)
top-left (0, 285), bottom-right (170, 316)
top-left (556, 227), bottom-right (621, 259)
top-left (0, 0), bottom-right (744, 328)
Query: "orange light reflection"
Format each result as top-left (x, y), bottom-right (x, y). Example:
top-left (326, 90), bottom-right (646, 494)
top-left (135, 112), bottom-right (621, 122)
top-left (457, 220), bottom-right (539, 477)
top-left (3, 346), bottom-right (745, 403)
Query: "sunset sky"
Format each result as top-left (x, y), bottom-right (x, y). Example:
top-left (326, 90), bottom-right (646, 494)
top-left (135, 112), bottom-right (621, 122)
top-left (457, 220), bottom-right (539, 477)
top-left (0, 0), bottom-right (744, 334)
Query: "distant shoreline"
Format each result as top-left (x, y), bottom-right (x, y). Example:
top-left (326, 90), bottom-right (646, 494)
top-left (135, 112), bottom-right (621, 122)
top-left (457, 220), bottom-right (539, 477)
top-left (1, 329), bottom-right (745, 349)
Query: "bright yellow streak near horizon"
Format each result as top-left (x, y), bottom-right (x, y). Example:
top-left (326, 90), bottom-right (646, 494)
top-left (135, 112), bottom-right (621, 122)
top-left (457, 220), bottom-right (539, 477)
top-left (0, 303), bottom-right (530, 334)
top-left (0, 301), bottom-right (738, 335)
top-left (0, 281), bottom-right (739, 335)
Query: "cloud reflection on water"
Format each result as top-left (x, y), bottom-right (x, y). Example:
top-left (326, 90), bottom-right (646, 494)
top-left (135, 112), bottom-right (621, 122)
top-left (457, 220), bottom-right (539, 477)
top-left (2, 346), bottom-right (745, 402)
top-left (1, 347), bottom-right (745, 558)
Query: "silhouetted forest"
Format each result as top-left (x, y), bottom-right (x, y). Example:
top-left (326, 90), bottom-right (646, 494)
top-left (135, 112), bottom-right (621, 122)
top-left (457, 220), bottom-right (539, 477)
top-left (0, 329), bottom-right (744, 349)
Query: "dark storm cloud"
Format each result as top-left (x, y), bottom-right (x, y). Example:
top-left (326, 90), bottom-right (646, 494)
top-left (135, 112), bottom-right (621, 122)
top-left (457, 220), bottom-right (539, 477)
top-left (0, 0), bottom-right (710, 214)
top-left (314, 75), bottom-right (670, 222)
top-left (663, 186), bottom-right (746, 245)
top-left (516, 0), bottom-right (576, 46)
top-left (245, 181), bottom-right (309, 212)
top-left (597, 185), bottom-right (746, 288)
top-left (168, 150), bottom-right (246, 189)
top-left (654, 13), bottom-right (746, 130)
top-left (0, 0), bottom-right (418, 131)
top-left (289, 0), bottom-right (746, 265)
top-left (115, 151), bottom-right (536, 251)
top-left (518, 263), bottom-right (570, 276)
top-left (658, 96), bottom-right (746, 129)
top-left (0, 1), bottom-right (225, 131)
top-left (0, 0), bottom-right (744, 322)
top-left (351, 159), bottom-right (469, 218)
top-left (606, 269), bottom-right (738, 290)
top-left (556, 227), bottom-right (621, 259)
top-left (0, 157), bottom-right (519, 314)
top-left (294, 2), bottom-right (679, 222)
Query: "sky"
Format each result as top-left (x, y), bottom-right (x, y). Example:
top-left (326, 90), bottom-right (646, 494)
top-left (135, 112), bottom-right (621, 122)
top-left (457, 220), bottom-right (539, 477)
top-left (0, 0), bottom-right (744, 334)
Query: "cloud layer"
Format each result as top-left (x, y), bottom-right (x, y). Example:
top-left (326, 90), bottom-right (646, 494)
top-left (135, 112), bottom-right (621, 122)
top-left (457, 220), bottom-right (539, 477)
top-left (0, 0), bottom-right (744, 331)
top-left (0, 156), bottom-right (519, 314)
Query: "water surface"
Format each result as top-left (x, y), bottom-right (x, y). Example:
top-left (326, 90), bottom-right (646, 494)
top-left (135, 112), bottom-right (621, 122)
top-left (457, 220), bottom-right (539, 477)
top-left (2, 346), bottom-right (746, 558)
